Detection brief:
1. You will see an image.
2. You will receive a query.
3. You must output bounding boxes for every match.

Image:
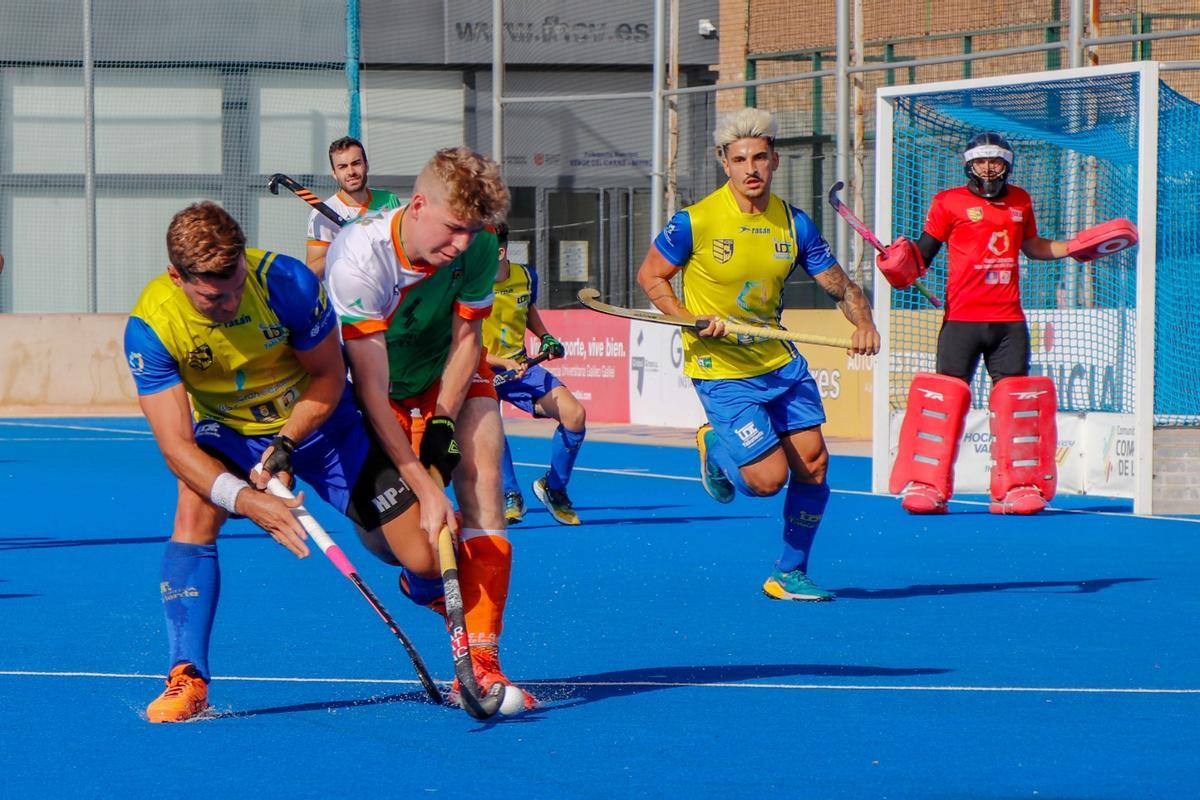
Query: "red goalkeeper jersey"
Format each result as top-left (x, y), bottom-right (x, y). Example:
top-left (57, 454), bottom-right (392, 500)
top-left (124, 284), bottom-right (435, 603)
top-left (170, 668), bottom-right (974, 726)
top-left (924, 185), bottom-right (1038, 322)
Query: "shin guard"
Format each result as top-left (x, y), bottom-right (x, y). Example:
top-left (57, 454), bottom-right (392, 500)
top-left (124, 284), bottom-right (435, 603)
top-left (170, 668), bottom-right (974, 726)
top-left (989, 376), bottom-right (1057, 506)
top-left (889, 373), bottom-right (971, 501)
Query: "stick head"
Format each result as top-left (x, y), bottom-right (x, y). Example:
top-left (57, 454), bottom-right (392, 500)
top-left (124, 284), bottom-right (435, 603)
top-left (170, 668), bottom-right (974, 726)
top-left (267, 174), bottom-right (285, 195)
top-left (827, 180), bottom-right (846, 206)
top-left (577, 287), bottom-right (601, 305)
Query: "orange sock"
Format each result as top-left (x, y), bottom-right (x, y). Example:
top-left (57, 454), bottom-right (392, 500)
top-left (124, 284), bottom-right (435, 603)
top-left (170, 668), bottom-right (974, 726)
top-left (458, 528), bottom-right (511, 648)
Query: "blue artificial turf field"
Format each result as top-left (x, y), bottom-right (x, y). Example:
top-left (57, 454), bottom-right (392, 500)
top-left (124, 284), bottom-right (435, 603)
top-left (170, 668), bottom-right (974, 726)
top-left (1, 418), bottom-right (1197, 799)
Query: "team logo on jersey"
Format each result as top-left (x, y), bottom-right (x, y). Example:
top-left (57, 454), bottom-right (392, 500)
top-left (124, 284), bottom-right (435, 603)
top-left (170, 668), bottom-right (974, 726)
top-left (987, 230), bottom-right (1011, 256)
top-left (186, 344), bottom-right (214, 371)
top-left (127, 352), bottom-right (144, 374)
top-left (1010, 208), bottom-right (1024, 222)
top-left (712, 239), bottom-right (734, 263)
top-left (695, 356), bottom-right (713, 369)
top-left (260, 323), bottom-right (286, 344)
top-left (967, 207), bottom-right (984, 222)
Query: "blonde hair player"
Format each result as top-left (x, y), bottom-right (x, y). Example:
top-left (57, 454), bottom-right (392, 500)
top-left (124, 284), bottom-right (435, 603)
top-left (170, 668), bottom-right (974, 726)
top-left (325, 146), bottom-right (536, 710)
top-left (637, 107), bottom-right (880, 602)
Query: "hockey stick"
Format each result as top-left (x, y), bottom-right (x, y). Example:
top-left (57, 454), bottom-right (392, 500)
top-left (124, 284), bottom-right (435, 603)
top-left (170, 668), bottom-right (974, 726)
top-left (267, 173), bottom-right (347, 227)
top-left (577, 288), bottom-right (853, 349)
top-left (827, 181), bottom-right (942, 308)
top-left (492, 351), bottom-right (552, 386)
top-left (426, 470), bottom-right (505, 720)
top-left (262, 476), bottom-right (442, 704)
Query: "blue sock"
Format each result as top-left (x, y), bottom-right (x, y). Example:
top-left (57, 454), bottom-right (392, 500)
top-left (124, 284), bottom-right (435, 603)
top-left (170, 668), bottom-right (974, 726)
top-left (547, 425), bottom-right (585, 491)
top-left (500, 435), bottom-right (521, 496)
top-left (777, 480), bottom-right (831, 573)
top-left (709, 433), bottom-right (754, 496)
top-left (160, 541), bottom-right (220, 682)
top-left (399, 568), bottom-right (445, 608)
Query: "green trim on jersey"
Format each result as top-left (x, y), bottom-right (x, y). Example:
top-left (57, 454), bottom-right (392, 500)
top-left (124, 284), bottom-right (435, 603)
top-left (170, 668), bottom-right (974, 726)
top-left (385, 229), bottom-right (499, 399)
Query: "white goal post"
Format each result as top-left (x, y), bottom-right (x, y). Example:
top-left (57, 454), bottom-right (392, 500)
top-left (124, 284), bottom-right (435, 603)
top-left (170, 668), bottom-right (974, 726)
top-left (868, 61), bottom-right (1200, 515)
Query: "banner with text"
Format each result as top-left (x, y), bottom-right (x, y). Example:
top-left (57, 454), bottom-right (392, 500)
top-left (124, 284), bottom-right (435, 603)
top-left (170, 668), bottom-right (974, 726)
top-left (500, 310), bottom-right (630, 423)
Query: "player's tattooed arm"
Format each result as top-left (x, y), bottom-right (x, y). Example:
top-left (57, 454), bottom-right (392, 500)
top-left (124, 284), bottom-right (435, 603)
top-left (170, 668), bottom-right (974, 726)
top-left (814, 264), bottom-right (881, 355)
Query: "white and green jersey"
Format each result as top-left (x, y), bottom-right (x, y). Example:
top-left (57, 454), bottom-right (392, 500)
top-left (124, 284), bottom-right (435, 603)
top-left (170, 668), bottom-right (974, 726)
top-left (306, 188), bottom-right (402, 248)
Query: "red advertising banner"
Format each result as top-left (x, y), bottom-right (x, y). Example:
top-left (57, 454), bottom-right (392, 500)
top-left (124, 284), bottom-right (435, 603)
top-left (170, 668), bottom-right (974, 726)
top-left (500, 309), bottom-right (630, 423)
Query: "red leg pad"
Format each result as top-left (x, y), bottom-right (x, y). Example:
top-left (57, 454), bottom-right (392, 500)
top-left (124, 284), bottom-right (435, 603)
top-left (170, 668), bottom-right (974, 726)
top-left (889, 374), bottom-right (971, 499)
top-left (988, 376), bottom-right (1057, 504)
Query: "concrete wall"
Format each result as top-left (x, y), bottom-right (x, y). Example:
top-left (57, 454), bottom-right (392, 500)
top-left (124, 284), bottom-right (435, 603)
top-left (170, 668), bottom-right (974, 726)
top-left (0, 314), bottom-right (139, 416)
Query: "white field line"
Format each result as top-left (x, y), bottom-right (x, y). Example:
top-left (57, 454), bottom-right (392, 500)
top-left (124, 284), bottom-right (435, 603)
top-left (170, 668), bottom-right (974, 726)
top-left (0, 421), bottom-right (1190, 524)
top-left (1, 669), bottom-right (1197, 695)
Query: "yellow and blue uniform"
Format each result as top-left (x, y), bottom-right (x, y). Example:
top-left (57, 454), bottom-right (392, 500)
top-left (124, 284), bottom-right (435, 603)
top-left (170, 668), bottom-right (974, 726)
top-left (654, 182), bottom-right (837, 381)
top-left (125, 249), bottom-right (334, 436)
top-left (123, 250), bottom-right (391, 519)
top-left (482, 262), bottom-right (562, 415)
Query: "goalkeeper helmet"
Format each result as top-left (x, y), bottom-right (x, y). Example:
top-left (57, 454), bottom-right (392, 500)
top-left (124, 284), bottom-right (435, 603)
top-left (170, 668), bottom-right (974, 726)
top-left (963, 132), bottom-right (1014, 199)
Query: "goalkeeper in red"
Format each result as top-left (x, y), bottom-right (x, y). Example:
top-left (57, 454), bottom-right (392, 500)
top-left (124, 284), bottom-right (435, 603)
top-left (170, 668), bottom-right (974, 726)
top-left (637, 107), bottom-right (880, 602)
top-left (880, 132), bottom-right (1138, 516)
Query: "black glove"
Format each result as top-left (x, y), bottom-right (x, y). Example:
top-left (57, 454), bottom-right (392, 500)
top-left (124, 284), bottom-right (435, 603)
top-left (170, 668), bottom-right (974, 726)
top-left (261, 434), bottom-right (296, 486)
top-left (539, 332), bottom-right (566, 359)
top-left (420, 416), bottom-right (461, 485)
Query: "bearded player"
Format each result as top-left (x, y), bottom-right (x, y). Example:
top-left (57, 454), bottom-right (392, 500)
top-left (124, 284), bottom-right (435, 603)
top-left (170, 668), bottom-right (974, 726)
top-left (879, 132), bottom-right (1138, 515)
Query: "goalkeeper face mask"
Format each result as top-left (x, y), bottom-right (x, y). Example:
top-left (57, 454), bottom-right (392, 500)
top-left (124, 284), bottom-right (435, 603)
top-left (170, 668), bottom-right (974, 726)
top-left (963, 132), bottom-right (1014, 199)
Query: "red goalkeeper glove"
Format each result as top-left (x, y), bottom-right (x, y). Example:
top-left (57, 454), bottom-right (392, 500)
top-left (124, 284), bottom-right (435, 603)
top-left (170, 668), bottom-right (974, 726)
top-left (875, 236), bottom-right (926, 289)
top-left (1067, 218), bottom-right (1138, 262)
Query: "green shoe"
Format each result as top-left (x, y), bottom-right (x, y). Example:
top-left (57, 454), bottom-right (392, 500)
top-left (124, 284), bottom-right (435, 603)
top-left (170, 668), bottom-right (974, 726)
top-left (762, 568), bottom-right (835, 602)
top-left (696, 424), bottom-right (734, 504)
top-left (532, 476), bottom-right (581, 526)
top-left (504, 491), bottom-right (526, 524)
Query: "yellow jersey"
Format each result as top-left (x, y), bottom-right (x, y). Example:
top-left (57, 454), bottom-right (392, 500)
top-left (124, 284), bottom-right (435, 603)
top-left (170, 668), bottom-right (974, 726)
top-left (653, 183), bottom-right (837, 379)
top-left (481, 262), bottom-right (538, 361)
top-left (125, 249), bottom-right (337, 436)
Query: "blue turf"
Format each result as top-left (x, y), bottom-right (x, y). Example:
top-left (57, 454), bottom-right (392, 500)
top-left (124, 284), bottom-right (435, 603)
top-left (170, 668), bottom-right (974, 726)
top-left (1, 419), bottom-right (1198, 799)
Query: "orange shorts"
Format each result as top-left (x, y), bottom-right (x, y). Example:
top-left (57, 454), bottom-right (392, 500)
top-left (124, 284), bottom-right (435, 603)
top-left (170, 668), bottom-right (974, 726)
top-left (389, 350), bottom-right (498, 450)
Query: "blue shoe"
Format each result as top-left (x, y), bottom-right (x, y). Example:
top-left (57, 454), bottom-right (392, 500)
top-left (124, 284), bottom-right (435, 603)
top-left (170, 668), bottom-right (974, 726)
top-left (504, 491), bottom-right (526, 524)
top-left (696, 424), bottom-right (734, 504)
top-left (762, 568), bottom-right (835, 602)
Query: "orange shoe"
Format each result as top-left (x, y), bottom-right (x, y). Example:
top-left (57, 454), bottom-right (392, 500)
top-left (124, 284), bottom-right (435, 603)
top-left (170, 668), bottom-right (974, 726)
top-left (146, 663), bottom-right (209, 723)
top-left (449, 646), bottom-right (538, 712)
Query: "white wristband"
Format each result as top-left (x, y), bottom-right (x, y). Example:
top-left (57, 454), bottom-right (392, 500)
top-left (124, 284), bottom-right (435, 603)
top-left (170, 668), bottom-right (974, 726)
top-left (210, 472), bottom-right (250, 514)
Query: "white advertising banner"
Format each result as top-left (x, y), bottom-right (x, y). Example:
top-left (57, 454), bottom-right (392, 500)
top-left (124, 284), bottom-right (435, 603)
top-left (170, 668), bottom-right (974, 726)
top-left (1082, 412), bottom-right (1137, 497)
top-left (628, 321), bottom-right (706, 428)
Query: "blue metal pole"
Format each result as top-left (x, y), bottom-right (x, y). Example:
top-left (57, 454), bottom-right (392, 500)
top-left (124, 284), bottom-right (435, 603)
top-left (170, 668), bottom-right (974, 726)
top-left (347, 0), bottom-right (361, 139)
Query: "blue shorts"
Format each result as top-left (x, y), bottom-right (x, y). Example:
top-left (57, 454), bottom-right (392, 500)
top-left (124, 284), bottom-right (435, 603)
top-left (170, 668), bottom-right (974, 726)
top-left (692, 357), bottom-right (826, 467)
top-left (494, 363), bottom-right (562, 417)
top-left (193, 387), bottom-right (370, 517)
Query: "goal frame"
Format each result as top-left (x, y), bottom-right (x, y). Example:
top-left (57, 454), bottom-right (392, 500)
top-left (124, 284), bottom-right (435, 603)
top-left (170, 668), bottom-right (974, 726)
top-left (869, 61), bottom-right (1161, 514)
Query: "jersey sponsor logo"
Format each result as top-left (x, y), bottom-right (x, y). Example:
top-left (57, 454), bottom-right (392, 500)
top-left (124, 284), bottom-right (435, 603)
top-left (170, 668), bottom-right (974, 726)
top-left (734, 420), bottom-right (765, 449)
top-left (1010, 208), bottom-right (1024, 222)
top-left (260, 322), bottom-right (287, 345)
top-left (773, 240), bottom-right (793, 260)
top-left (127, 352), bottom-right (144, 373)
top-left (695, 355), bottom-right (713, 369)
top-left (984, 270), bottom-right (1012, 284)
top-left (195, 420), bottom-right (221, 438)
top-left (987, 231), bottom-right (1011, 256)
top-left (739, 225), bottom-right (770, 234)
top-left (186, 344), bottom-right (214, 371)
top-left (371, 486), bottom-right (405, 513)
top-left (967, 207), bottom-right (984, 222)
top-left (712, 239), bottom-right (734, 263)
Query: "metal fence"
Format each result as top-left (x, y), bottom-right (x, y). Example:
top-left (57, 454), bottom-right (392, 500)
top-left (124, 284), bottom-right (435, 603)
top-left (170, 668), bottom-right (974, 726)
top-left (0, 0), bottom-right (1196, 313)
